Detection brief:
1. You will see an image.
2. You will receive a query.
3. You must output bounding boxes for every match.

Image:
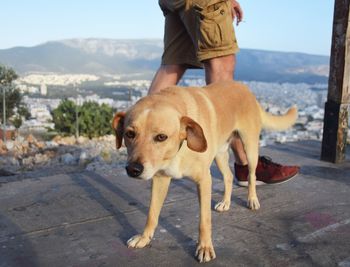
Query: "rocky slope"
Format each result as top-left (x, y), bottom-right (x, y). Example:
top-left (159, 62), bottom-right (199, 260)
top-left (0, 134), bottom-right (127, 175)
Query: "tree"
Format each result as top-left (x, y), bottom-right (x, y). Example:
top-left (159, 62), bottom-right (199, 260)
top-left (52, 99), bottom-right (77, 136)
top-left (52, 99), bottom-right (114, 138)
top-left (11, 114), bottom-right (23, 130)
top-left (78, 102), bottom-right (113, 138)
top-left (17, 105), bottom-right (30, 120)
top-left (0, 65), bottom-right (28, 124)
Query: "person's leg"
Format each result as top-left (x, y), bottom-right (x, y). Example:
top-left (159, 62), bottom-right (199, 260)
top-left (148, 64), bottom-right (187, 94)
top-left (204, 55), bottom-right (249, 165)
top-left (203, 54), bottom-right (235, 84)
top-left (150, 4), bottom-right (200, 95)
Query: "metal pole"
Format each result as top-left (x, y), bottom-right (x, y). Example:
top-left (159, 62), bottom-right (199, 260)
top-left (2, 83), bottom-right (6, 143)
top-left (75, 102), bottom-right (79, 139)
top-left (75, 84), bottom-right (79, 139)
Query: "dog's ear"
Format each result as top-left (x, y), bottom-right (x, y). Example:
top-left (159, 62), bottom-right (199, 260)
top-left (112, 112), bottom-right (126, 149)
top-left (180, 116), bottom-right (207, 152)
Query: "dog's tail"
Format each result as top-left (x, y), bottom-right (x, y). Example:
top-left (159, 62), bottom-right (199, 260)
top-left (258, 103), bottom-right (298, 131)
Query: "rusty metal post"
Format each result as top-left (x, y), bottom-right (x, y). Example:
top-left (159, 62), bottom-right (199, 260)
top-left (321, 0), bottom-right (350, 163)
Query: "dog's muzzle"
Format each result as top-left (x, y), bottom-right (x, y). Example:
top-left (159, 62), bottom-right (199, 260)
top-left (125, 162), bottom-right (144, 178)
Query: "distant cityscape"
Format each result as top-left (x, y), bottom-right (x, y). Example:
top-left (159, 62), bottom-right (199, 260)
top-left (12, 72), bottom-right (341, 146)
top-left (1, 38), bottom-right (337, 147)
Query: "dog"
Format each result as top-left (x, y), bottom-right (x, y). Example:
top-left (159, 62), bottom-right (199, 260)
top-left (112, 81), bottom-right (297, 263)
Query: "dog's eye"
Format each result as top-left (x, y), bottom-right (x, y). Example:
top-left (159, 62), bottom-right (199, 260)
top-left (125, 130), bottom-right (136, 139)
top-left (155, 134), bottom-right (168, 142)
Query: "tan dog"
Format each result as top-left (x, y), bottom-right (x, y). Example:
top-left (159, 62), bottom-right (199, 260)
top-left (112, 81), bottom-right (297, 263)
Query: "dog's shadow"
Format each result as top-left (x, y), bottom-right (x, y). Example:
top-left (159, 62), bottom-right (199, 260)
top-left (70, 171), bottom-right (197, 259)
top-left (170, 175), bottom-right (248, 210)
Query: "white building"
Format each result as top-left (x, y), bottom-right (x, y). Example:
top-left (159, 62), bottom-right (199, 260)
top-left (28, 104), bottom-right (52, 122)
top-left (40, 83), bottom-right (47, 96)
top-left (16, 84), bottom-right (39, 94)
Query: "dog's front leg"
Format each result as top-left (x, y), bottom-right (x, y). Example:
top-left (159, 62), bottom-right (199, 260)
top-left (195, 172), bottom-right (216, 263)
top-left (127, 175), bottom-right (171, 248)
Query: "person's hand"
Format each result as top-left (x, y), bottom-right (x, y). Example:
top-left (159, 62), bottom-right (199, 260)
top-left (231, 0), bottom-right (243, 26)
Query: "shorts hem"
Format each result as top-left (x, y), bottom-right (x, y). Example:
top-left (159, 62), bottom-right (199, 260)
top-left (161, 58), bottom-right (203, 69)
top-left (198, 47), bottom-right (240, 62)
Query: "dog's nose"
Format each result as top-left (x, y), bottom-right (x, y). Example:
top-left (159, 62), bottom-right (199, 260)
top-left (126, 162), bottom-right (144, 178)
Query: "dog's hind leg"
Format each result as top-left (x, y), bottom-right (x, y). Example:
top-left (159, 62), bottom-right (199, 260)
top-left (239, 132), bottom-right (260, 210)
top-left (214, 150), bottom-right (233, 212)
top-left (127, 175), bottom-right (171, 248)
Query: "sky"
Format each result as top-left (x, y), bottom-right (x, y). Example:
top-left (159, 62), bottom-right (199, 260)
top-left (0, 0), bottom-right (334, 56)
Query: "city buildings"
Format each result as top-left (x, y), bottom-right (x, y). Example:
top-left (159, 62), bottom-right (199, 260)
top-left (14, 73), bottom-right (348, 144)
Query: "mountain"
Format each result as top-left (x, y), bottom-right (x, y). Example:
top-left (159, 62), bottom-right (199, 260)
top-left (0, 38), bottom-right (330, 83)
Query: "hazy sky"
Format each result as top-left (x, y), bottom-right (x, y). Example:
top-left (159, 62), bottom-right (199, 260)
top-left (1, 0), bottom-right (334, 55)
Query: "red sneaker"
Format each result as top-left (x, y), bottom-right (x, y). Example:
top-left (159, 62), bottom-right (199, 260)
top-left (234, 156), bottom-right (300, 187)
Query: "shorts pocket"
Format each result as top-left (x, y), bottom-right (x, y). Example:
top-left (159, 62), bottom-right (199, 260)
top-left (196, 0), bottom-right (233, 51)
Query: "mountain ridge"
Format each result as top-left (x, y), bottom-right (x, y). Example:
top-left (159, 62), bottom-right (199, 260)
top-left (0, 38), bottom-right (330, 83)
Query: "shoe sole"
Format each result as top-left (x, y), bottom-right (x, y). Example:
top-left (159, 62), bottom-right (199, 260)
top-left (234, 172), bottom-right (299, 187)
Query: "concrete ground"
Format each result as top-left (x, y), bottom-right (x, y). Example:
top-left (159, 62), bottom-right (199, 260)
top-left (0, 140), bottom-right (349, 267)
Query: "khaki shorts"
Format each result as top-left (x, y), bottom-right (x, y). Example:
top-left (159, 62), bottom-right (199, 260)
top-left (159, 0), bottom-right (239, 68)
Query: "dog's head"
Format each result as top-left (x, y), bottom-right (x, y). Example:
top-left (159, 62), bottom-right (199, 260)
top-left (112, 102), bottom-right (207, 180)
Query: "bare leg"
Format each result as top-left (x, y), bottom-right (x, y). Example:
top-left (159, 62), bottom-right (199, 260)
top-left (231, 132), bottom-right (248, 165)
top-left (204, 55), bottom-right (248, 165)
top-left (204, 54), bottom-right (235, 84)
top-left (127, 175), bottom-right (171, 248)
top-left (148, 64), bottom-right (187, 94)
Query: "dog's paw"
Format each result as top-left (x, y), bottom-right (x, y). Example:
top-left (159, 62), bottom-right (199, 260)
top-left (214, 200), bottom-right (230, 212)
top-left (247, 197), bottom-right (260, 210)
top-left (127, 234), bottom-right (151, 248)
top-left (195, 241), bottom-right (216, 263)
